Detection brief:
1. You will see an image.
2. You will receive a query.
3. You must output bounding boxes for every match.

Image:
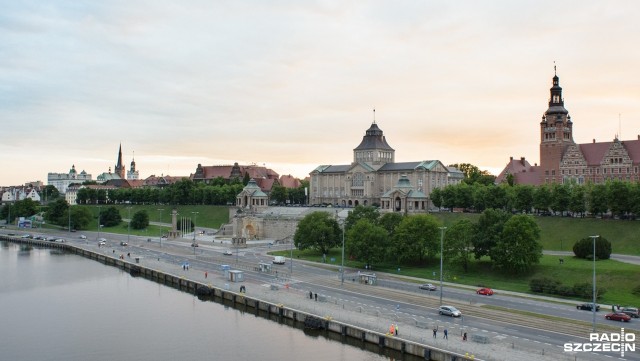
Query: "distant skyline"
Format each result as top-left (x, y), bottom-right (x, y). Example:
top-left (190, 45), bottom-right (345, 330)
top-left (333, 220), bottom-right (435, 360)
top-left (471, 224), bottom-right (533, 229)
top-left (2, 1), bottom-right (639, 186)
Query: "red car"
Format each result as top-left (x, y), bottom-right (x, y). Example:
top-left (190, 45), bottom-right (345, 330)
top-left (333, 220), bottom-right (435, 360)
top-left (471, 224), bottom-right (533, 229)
top-left (477, 288), bottom-right (494, 296)
top-left (605, 313), bottom-right (631, 322)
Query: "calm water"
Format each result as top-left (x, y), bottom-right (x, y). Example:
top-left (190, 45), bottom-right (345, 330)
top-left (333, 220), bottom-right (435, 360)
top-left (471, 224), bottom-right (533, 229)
top-left (0, 242), bottom-right (411, 361)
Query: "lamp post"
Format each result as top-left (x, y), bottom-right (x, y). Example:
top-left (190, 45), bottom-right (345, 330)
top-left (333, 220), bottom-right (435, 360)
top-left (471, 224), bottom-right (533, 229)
top-left (341, 219), bottom-right (345, 285)
top-left (157, 208), bottom-right (164, 247)
top-left (191, 212), bottom-right (199, 241)
top-left (289, 238), bottom-right (293, 274)
top-left (590, 235), bottom-right (599, 332)
top-left (127, 207), bottom-right (131, 243)
top-left (97, 206), bottom-right (102, 240)
top-left (68, 204), bottom-right (71, 232)
top-left (439, 226), bottom-right (447, 306)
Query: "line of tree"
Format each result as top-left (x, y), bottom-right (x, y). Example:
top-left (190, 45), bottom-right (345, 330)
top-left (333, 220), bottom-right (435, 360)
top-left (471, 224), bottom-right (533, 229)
top-left (293, 206), bottom-right (543, 274)
top-left (75, 177), bottom-right (309, 206)
top-left (430, 180), bottom-right (640, 218)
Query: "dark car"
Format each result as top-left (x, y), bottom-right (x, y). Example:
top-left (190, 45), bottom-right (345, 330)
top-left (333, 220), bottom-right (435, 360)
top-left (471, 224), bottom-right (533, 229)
top-left (577, 303), bottom-right (600, 311)
top-left (621, 307), bottom-right (639, 318)
top-left (605, 312), bottom-right (631, 322)
top-left (419, 283), bottom-right (437, 291)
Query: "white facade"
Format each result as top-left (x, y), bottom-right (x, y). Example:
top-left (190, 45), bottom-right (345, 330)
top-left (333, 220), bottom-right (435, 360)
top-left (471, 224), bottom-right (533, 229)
top-left (48, 165), bottom-right (92, 194)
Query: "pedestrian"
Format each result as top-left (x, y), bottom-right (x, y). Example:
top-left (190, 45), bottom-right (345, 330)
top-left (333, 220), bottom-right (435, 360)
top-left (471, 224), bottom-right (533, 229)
top-left (463, 332), bottom-right (467, 341)
top-left (443, 329), bottom-right (448, 339)
top-left (205, 271), bottom-right (208, 278)
top-left (314, 293), bottom-right (318, 301)
top-left (389, 324), bottom-right (395, 335)
top-left (309, 291), bottom-right (313, 299)
top-left (433, 326), bottom-right (438, 338)
top-left (395, 324), bottom-right (399, 336)
top-left (183, 264), bottom-right (185, 270)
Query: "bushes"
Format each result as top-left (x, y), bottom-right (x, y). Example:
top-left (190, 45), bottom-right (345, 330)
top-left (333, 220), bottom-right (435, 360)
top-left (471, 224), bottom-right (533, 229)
top-left (572, 237), bottom-right (612, 260)
top-left (529, 277), bottom-right (606, 299)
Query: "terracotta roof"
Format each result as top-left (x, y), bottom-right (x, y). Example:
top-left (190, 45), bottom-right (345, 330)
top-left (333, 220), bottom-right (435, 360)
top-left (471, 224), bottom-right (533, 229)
top-left (578, 138), bottom-right (640, 166)
top-left (496, 157), bottom-right (541, 185)
top-left (279, 175), bottom-right (302, 189)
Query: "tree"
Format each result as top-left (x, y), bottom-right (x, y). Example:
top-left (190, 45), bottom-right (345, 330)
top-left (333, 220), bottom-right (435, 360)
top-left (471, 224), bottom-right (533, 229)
top-left (588, 184), bottom-right (608, 216)
top-left (572, 236), bottom-right (612, 260)
top-left (344, 205), bottom-right (379, 232)
top-left (568, 185), bottom-right (587, 217)
top-left (607, 181), bottom-right (630, 217)
top-left (392, 214), bottom-right (441, 263)
top-left (131, 210), bottom-right (150, 230)
top-left (472, 208), bottom-right (511, 259)
top-left (533, 185), bottom-right (552, 214)
top-left (485, 185), bottom-right (508, 210)
top-left (41, 185), bottom-right (60, 203)
top-left (550, 183), bottom-right (570, 215)
top-left (513, 185), bottom-right (534, 214)
top-left (68, 206), bottom-right (93, 230)
top-left (490, 215), bottom-right (542, 273)
top-left (346, 219), bottom-right (388, 266)
top-left (269, 185), bottom-right (288, 205)
top-left (443, 219), bottom-right (474, 272)
top-left (101, 206), bottom-right (122, 227)
top-left (430, 187), bottom-right (443, 209)
top-left (378, 212), bottom-right (404, 238)
top-left (45, 198), bottom-right (69, 225)
top-left (293, 211), bottom-right (341, 255)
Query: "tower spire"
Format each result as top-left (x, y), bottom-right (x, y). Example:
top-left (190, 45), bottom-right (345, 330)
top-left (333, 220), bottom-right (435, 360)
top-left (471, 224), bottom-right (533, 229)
top-left (373, 108), bottom-right (376, 124)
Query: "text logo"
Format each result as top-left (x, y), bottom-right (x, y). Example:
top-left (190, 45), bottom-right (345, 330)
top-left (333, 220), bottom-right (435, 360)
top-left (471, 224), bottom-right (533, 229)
top-left (564, 329), bottom-right (636, 357)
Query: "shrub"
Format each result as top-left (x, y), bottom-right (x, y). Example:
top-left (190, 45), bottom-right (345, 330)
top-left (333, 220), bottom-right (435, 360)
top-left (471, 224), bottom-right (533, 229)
top-left (529, 277), bottom-right (560, 294)
top-left (572, 237), bottom-right (612, 260)
top-left (632, 284), bottom-right (640, 297)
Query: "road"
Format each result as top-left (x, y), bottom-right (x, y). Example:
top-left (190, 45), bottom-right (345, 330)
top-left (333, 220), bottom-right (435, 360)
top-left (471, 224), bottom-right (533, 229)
top-left (3, 227), bottom-right (638, 361)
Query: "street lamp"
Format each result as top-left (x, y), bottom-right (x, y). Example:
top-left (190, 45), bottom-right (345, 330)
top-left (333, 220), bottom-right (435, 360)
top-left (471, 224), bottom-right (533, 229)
top-left (590, 235), bottom-right (599, 332)
top-left (340, 219), bottom-right (345, 285)
top-left (68, 204), bottom-right (71, 232)
top-left (127, 207), bottom-right (132, 243)
top-left (157, 208), bottom-right (164, 247)
top-left (191, 212), bottom-right (199, 241)
top-left (439, 226), bottom-right (447, 305)
top-left (97, 206), bottom-right (102, 240)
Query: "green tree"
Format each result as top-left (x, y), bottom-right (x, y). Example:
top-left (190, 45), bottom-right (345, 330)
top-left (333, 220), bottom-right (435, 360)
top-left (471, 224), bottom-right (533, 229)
top-left (513, 185), bottom-right (534, 213)
top-left (587, 184), bottom-right (608, 216)
top-left (45, 198), bottom-right (69, 225)
top-left (130, 210), bottom-right (150, 230)
top-left (346, 219), bottom-right (388, 266)
top-left (569, 185), bottom-right (587, 217)
top-left (1, 199), bottom-right (39, 221)
top-left (42, 185), bottom-right (60, 203)
top-left (485, 185), bottom-right (508, 210)
top-left (344, 205), bottom-right (379, 232)
top-left (490, 215), bottom-right (542, 273)
top-left (270, 185), bottom-right (288, 205)
top-left (607, 181), bottom-right (630, 217)
top-left (472, 208), bottom-right (511, 259)
top-left (68, 206), bottom-right (93, 230)
top-left (572, 236), bottom-right (612, 260)
top-left (443, 219), bottom-right (474, 272)
top-left (430, 187), bottom-right (443, 209)
top-left (392, 214), bottom-right (441, 263)
top-left (378, 212), bottom-right (404, 238)
top-left (551, 183), bottom-right (571, 215)
top-left (293, 211), bottom-right (341, 255)
top-left (101, 206), bottom-right (122, 227)
top-left (533, 185), bottom-right (552, 214)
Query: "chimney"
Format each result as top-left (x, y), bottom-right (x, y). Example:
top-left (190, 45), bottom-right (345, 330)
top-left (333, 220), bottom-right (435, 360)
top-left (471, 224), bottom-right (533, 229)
top-left (510, 156), bottom-right (513, 162)
top-left (520, 157), bottom-right (525, 166)
top-left (593, 139), bottom-right (596, 143)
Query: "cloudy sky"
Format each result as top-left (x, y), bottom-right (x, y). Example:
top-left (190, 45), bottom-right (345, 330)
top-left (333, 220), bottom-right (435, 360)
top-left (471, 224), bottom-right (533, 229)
top-left (2, 1), bottom-right (639, 186)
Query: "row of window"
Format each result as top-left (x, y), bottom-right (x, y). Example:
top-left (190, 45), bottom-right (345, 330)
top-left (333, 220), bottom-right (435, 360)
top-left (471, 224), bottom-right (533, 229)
top-left (561, 167), bottom-right (639, 175)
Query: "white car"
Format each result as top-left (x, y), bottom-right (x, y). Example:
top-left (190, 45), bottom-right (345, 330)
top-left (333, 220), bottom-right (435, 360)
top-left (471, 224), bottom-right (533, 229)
top-left (438, 305), bottom-right (462, 317)
top-left (98, 238), bottom-right (107, 246)
top-left (79, 234), bottom-right (87, 239)
top-left (223, 250), bottom-right (233, 256)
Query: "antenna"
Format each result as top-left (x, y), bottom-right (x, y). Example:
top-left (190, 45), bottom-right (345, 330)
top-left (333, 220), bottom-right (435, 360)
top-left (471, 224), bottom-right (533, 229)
top-left (619, 113), bottom-right (622, 139)
top-left (554, 61), bottom-right (556, 75)
top-left (373, 108), bottom-right (376, 124)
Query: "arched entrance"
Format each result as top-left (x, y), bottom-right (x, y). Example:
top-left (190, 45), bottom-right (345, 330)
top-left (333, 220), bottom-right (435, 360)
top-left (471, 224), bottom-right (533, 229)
top-left (243, 224), bottom-right (256, 239)
top-left (394, 196), bottom-right (402, 212)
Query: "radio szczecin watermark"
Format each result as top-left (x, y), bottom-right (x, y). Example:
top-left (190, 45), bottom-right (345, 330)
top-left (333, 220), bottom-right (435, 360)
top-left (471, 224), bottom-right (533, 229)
top-left (564, 328), bottom-right (635, 357)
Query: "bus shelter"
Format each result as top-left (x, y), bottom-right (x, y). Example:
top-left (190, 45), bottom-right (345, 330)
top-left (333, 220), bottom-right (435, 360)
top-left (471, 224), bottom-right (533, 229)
top-left (359, 273), bottom-right (377, 285)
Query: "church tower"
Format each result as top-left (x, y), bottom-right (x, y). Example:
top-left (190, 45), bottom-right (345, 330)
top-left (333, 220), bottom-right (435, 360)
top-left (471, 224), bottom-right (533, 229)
top-left (539, 69), bottom-right (574, 184)
top-left (114, 143), bottom-right (125, 179)
top-left (127, 152), bottom-right (139, 180)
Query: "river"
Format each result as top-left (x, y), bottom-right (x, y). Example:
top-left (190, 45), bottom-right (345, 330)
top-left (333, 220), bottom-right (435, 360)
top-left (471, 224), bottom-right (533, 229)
top-left (0, 241), bottom-right (415, 361)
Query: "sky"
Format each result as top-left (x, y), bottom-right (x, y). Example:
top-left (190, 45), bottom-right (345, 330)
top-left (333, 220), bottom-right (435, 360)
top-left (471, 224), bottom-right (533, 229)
top-left (2, 1), bottom-right (640, 186)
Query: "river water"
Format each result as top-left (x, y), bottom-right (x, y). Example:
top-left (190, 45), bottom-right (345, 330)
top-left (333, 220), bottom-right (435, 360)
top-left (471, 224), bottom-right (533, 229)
top-left (0, 242), bottom-right (415, 361)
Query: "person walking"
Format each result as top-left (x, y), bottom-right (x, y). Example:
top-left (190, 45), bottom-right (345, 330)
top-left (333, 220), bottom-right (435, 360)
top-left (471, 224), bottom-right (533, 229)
top-left (394, 324), bottom-right (399, 336)
top-left (463, 332), bottom-right (467, 341)
top-left (432, 326), bottom-right (438, 338)
top-left (443, 328), bottom-right (448, 339)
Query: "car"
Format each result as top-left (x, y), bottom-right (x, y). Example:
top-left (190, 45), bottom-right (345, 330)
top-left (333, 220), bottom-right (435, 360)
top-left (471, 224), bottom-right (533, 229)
top-left (79, 235), bottom-right (87, 239)
top-left (605, 312), bottom-right (631, 322)
top-left (47, 237), bottom-right (57, 242)
top-left (55, 238), bottom-right (65, 243)
top-left (98, 238), bottom-right (107, 246)
top-left (476, 288), bottom-right (494, 296)
top-left (161, 235), bottom-right (168, 239)
top-left (419, 283), bottom-right (437, 291)
top-left (191, 242), bottom-right (199, 247)
top-left (21, 234), bottom-right (32, 238)
top-left (577, 303), bottom-right (600, 311)
top-left (223, 250), bottom-right (233, 256)
top-left (621, 307), bottom-right (639, 318)
top-left (438, 305), bottom-right (462, 317)
top-left (70, 229), bottom-right (76, 232)
top-left (120, 241), bottom-right (128, 246)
